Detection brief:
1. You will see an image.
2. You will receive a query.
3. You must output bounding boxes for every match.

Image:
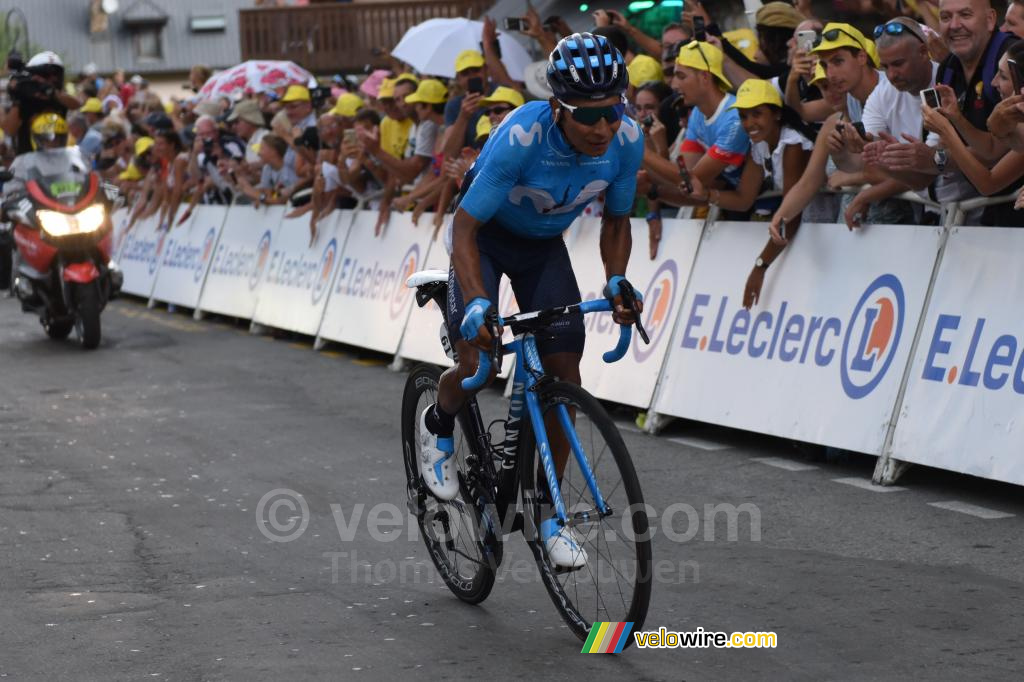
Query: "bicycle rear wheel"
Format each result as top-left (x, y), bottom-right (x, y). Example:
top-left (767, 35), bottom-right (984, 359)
top-left (519, 381), bottom-right (652, 645)
top-left (401, 364), bottom-right (496, 604)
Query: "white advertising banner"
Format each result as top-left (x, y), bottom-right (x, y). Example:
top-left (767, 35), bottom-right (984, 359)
top-left (197, 206), bottom-right (285, 320)
top-left (251, 210), bottom-right (348, 336)
top-left (110, 207), bottom-right (132, 260)
top-left (890, 227), bottom-right (1024, 486)
top-left (318, 211), bottom-right (433, 354)
top-left (116, 214), bottom-right (165, 298)
top-left (569, 216), bottom-right (703, 408)
top-left (652, 221), bottom-right (942, 455)
top-left (397, 229), bottom-right (454, 367)
top-left (149, 206), bottom-right (227, 309)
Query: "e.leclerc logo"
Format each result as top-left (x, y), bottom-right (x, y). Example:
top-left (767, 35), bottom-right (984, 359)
top-left (196, 228), bottom-right (217, 283)
top-left (249, 231), bottom-right (272, 290)
top-left (634, 260), bottom-right (678, 363)
top-left (680, 274), bottom-right (905, 399)
top-left (921, 311), bottom-right (1024, 393)
top-left (311, 238), bottom-right (337, 304)
top-left (333, 243), bottom-right (420, 320)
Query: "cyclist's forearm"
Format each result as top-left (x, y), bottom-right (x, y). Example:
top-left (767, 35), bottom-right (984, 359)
top-left (451, 208), bottom-right (487, 304)
top-left (600, 213), bottom-right (632, 279)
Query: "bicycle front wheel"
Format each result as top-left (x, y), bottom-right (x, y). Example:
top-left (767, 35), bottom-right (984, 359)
top-left (401, 364), bottom-right (496, 604)
top-left (519, 381), bottom-right (652, 645)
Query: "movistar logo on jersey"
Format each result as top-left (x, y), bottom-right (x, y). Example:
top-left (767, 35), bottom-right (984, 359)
top-left (507, 121), bottom-right (543, 147)
top-left (679, 274), bottom-right (905, 400)
top-left (922, 314), bottom-right (1024, 393)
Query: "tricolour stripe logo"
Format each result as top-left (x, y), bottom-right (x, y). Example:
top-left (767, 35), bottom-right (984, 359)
top-left (581, 622), bottom-right (634, 653)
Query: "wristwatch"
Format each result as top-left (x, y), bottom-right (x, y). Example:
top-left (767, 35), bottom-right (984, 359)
top-left (934, 149), bottom-right (948, 173)
top-left (646, 185), bottom-right (659, 201)
top-left (755, 257), bottom-right (768, 270)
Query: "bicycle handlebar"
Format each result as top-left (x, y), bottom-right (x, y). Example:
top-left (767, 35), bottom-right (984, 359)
top-left (460, 297), bottom-right (644, 391)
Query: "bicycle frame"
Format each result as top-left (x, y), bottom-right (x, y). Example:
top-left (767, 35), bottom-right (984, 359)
top-left (504, 332), bottom-right (611, 529)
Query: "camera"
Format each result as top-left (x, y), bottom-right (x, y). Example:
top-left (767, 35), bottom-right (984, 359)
top-left (642, 115), bottom-right (654, 128)
top-left (503, 17), bottom-right (526, 32)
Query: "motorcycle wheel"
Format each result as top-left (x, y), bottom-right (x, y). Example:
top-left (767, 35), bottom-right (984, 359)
top-left (43, 316), bottom-right (74, 340)
top-left (74, 282), bottom-right (102, 349)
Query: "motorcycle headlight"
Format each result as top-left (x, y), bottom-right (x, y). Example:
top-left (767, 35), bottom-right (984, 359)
top-left (38, 205), bottom-right (106, 237)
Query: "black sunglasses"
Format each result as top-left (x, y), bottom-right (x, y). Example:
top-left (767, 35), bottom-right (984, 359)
top-left (873, 20), bottom-right (925, 44)
top-left (556, 97), bottom-right (627, 125)
top-left (485, 105), bottom-right (513, 116)
top-left (814, 27), bottom-right (863, 48)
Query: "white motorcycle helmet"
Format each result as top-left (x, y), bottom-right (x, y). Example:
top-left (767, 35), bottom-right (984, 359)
top-left (26, 51), bottom-right (65, 82)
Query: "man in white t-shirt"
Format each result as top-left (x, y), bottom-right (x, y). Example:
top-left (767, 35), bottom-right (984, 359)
top-left (832, 19), bottom-right (938, 226)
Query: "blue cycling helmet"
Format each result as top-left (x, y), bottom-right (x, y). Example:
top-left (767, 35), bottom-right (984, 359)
top-left (546, 32), bottom-right (628, 102)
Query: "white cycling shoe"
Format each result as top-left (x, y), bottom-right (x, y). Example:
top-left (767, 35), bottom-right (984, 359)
top-left (418, 407), bottom-right (459, 501)
top-left (541, 518), bottom-right (588, 570)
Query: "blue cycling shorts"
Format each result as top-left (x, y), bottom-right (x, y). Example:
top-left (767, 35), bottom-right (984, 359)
top-left (447, 221), bottom-right (585, 356)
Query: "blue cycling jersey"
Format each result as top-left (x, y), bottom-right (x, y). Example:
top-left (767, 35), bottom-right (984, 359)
top-left (458, 100), bottom-right (644, 239)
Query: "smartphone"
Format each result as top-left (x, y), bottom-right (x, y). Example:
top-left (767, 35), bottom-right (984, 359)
top-left (343, 129), bottom-right (358, 145)
top-left (676, 155), bottom-right (693, 194)
top-left (779, 218), bottom-right (787, 241)
top-left (852, 121), bottom-right (867, 140)
top-left (503, 17), bottom-right (526, 32)
top-left (920, 87), bottom-right (941, 109)
top-left (693, 16), bottom-right (706, 42)
top-left (1009, 58), bottom-right (1024, 95)
top-left (796, 30), bottom-right (817, 53)
top-left (467, 76), bottom-right (484, 95)
top-left (835, 111), bottom-right (846, 135)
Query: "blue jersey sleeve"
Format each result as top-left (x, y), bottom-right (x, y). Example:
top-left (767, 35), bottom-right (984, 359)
top-left (604, 117), bottom-right (645, 216)
top-left (458, 131), bottom-right (526, 224)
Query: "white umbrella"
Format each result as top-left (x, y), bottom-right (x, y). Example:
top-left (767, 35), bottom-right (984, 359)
top-left (391, 18), bottom-right (533, 81)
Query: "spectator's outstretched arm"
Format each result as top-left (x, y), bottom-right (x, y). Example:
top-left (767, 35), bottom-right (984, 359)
top-left (358, 125), bottom-right (428, 185)
top-left (482, 17), bottom-right (518, 89)
top-left (606, 9), bottom-right (662, 58)
top-left (693, 155), bottom-right (762, 211)
top-left (925, 104), bottom-right (1024, 195)
top-left (841, 178), bottom-right (909, 230)
top-left (523, 7), bottom-right (558, 56)
top-left (987, 94), bottom-right (1024, 152)
top-left (770, 115), bottom-right (837, 238)
top-left (784, 52), bottom-right (832, 123)
top-left (442, 94), bottom-right (482, 160)
top-left (933, 84), bottom-right (1005, 164)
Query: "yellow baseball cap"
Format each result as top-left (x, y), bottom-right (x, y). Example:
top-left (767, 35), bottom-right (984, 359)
top-left (281, 85), bottom-right (311, 103)
top-left (729, 79), bottom-right (783, 110)
top-left (676, 41), bottom-right (733, 92)
top-left (755, 1), bottom-right (805, 29)
top-left (395, 73), bottom-right (420, 87)
top-left (627, 55), bottom-right (663, 87)
top-left (475, 115), bottom-right (492, 141)
top-left (810, 62), bottom-right (827, 86)
top-left (119, 163), bottom-right (143, 181)
top-left (134, 136), bottom-right (154, 156)
top-left (811, 23), bottom-right (880, 68)
top-left (404, 79), bottom-right (448, 105)
top-left (455, 50), bottom-right (485, 73)
top-left (81, 97), bottom-right (103, 114)
top-left (377, 78), bottom-right (397, 99)
top-left (331, 93), bottom-right (364, 117)
top-left (479, 86), bottom-right (525, 109)
top-left (723, 28), bottom-right (759, 62)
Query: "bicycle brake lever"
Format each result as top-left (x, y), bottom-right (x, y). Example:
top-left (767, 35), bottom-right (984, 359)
top-left (619, 281), bottom-right (650, 345)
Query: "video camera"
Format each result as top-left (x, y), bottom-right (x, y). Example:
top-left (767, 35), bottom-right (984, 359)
top-left (6, 52), bottom-right (57, 105)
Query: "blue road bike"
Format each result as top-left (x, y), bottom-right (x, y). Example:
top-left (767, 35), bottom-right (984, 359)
top-left (401, 270), bottom-right (652, 645)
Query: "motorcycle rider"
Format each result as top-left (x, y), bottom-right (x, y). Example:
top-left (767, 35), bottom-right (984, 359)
top-left (1, 51), bottom-right (81, 156)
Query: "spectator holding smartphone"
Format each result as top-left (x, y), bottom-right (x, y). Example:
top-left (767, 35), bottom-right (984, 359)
top-left (444, 50), bottom-right (490, 149)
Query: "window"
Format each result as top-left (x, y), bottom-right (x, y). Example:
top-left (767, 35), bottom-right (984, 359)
top-left (190, 16), bottom-right (226, 33)
top-left (132, 27), bottom-right (162, 60)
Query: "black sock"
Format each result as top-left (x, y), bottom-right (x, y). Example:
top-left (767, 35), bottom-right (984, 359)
top-left (425, 402), bottom-right (455, 437)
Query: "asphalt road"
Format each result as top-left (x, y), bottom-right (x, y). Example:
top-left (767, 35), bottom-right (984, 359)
top-left (1, 296), bottom-right (1023, 681)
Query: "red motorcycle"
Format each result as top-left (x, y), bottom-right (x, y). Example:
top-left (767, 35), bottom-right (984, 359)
top-left (2, 148), bottom-right (122, 349)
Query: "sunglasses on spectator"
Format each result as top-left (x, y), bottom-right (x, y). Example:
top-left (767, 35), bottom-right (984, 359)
top-left (814, 28), bottom-right (864, 48)
top-left (485, 105), bottom-right (513, 116)
top-left (556, 96), bottom-right (627, 125)
top-left (872, 20), bottom-right (925, 44)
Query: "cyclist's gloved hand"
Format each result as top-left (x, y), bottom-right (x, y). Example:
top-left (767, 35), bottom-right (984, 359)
top-left (603, 275), bottom-right (644, 326)
top-left (460, 296), bottom-right (498, 349)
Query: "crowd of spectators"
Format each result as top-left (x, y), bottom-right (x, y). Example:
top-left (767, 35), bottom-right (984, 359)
top-left (6, 0), bottom-right (1024, 306)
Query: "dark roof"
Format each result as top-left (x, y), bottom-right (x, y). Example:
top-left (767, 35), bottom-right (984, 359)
top-left (1, 0), bottom-right (250, 75)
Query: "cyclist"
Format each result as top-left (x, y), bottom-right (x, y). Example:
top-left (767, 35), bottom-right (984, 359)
top-left (418, 33), bottom-right (644, 568)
